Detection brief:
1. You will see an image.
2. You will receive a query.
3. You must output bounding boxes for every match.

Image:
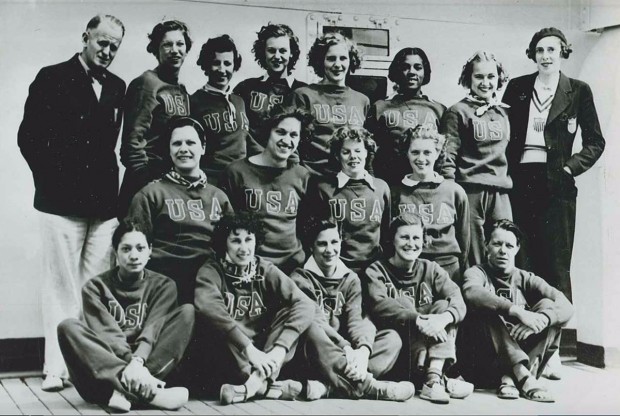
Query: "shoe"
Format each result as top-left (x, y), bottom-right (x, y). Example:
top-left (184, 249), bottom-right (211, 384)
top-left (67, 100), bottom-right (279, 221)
top-left (443, 376), bottom-right (473, 399)
top-left (365, 379), bottom-right (415, 402)
top-left (220, 384), bottom-right (247, 405)
top-left (149, 387), bottom-right (189, 410)
top-left (41, 375), bottom-right (64, 392)
top-left (107, 389), bottom-right (131, 413)
top-left (306, 380), bottom-right (329, 400)
top-left (264, 380), bottom-right (303, 400)
top-left (516, 375), bottom-right (554, 403)
top-left (420, 381), bottom-right (450, 404)
top-left (497, 382), bottom-right (519, 400)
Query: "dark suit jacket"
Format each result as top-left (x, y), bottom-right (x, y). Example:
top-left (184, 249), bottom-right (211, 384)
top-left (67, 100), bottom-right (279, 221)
top-left (18, 54), bottom-right (126, 218)
top-left (502, 72), bottom-right (605, 198)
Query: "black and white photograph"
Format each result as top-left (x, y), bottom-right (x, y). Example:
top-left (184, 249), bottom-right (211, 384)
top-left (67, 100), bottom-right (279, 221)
top-left (1, 0), bottom-right (619, 414)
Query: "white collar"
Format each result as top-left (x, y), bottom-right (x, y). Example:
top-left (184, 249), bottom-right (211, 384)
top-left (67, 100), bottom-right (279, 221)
top-left (202, 83), bottom-right (232, 95)
top-left (304, 255), bottom-right (350, 280)
top-left (336, 170), bottom-right (375, 190)
top-left (260, 72), bottom-right (295, 88)
top-left (401, 172), bottom-right (444, 186)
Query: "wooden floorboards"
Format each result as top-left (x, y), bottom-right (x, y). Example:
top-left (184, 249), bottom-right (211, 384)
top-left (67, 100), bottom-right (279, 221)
top-left (1, 361), bottom-right (619, 415)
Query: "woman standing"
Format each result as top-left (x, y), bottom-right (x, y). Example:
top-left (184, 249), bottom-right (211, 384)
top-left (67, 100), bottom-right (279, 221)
top-left (440, 50), bottom-right (512, 268)
top-left (290, 32), bottom-right (369, 177)
top-left (119, 20), bottom-right (192, 217)
top-left (127, 117), bottom-right (233, 305)
top-left (367, 47), bottom-right (446, 186)
top-left (234, 23), bottom-right (307, 149)
top-left (502, 28), bottom-right (605, 302)
top-left (191, 35), bottom-right (256, 184)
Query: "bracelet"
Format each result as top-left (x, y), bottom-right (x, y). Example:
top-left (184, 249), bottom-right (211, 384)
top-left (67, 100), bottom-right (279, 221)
top-left (131, 355), bottom-right (145, 365)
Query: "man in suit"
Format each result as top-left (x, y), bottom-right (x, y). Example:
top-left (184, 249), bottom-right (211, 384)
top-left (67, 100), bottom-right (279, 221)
top-left (18, 14), bottom-right (126, 391)
top-left (502, 27), bottom-right (605, 378)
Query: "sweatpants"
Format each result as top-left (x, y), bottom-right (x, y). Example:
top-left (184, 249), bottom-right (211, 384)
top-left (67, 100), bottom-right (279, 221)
top-left (511, 163), bottom-right (576, 301)
top-left (57, 304), bottom-right (195, 404)
top-left (458, 298), bottom-right (562, 388)
top-left (39, 211), bottom-right (118, 379)
top-left (193, 307), bottom-right (302, 396)
top-left (462, 184), bottom-right (512, 268)
top-left (387, 300), bottom-right (457, 384)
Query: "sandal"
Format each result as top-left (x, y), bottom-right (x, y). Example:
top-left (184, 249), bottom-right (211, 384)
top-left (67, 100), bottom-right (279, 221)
top-left (516, 375), bottom-right (555, 403)
top-left (497, 383), bottom-right (519, 400)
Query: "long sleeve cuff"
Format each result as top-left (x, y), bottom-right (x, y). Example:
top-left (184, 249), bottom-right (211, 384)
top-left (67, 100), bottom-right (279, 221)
top-left (133, 341), bottom-right (153, 361)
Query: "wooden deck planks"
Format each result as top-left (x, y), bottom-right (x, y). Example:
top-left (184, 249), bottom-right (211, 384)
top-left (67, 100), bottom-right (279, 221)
top-left (22, 377), bottom-right (82, 415)
top-left (1, 378), bottom-right (50, 415)
top-left (0, 382), bottom-right (21, 415)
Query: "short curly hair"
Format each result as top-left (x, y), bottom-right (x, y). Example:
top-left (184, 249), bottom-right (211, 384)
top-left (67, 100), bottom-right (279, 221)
top-left (211, 211), bottom-right (266, 260)
top-left (252, 23), bottom-right (301, 74)
top-left (485, 219), bottom-right (525, 246)
top-left (259, 105), bottom-right (315, 147)
top-left (328, 126), bottom-right (377, 173)
top-left (388, 47), bottom-right (432, 87)
top-left (146, 20), bottom-right (193, 56)
top-left (400, 124), bottom-right (448, 173)
top-left (300, 217), bottom-right (340, 254)
top-left (196, 35), bottom-right (242, 73)
top-left (307, 32), bottom-right (362, 78)
top-left (458, 50), bottom-right (509, 90)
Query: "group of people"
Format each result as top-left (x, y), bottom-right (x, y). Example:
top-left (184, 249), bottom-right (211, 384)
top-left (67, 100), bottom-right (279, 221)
top-left (17, 12), bottom-right (605, 413)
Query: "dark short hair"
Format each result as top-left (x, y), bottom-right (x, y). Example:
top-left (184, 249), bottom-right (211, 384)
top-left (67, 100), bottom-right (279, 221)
top-left (328, 126), bottom-right (377, 173)
top-left (196, 35), bottom-right (242, 73)
top-left (458, 50), bottom-right (509, 90)
top-left (112, 217), bottom-right (153, 250)
top-left (400, 124), bottom-right (448, 173)
top-left (165, 116), bottom-right (206, 145)
top-left (485, 219), bottom-right (524, 246)
top-left (300, 217), bottom-right (339, 253)
top-left (384, 212), bottom-right (427, 256)
top-left (147, 20), bottom-right (193, 56)
top-left (526, 27), bottom-right (572, 61)
top-left (259, 105), bottom-right (315, 146)
top-left (211, 211), bottom-right (266, 259)
top-left (307, 32), bottom-right (362, 78)
top-left (86, 14), bottom-right (125, 36)
top-left (252, 23), bottom-right (301, 74)
top-left (388, 47), bottom-right (432, 87)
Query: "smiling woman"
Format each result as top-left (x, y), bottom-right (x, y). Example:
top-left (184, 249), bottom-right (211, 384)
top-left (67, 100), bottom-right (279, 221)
top-left (118, 20), bottom-right (193, 218)
top-left (127, 116), bottom-right (234, 305)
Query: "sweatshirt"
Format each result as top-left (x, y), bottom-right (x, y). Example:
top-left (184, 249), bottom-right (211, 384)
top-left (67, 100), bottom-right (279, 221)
top-left (290, 257), bottom-right (376, 352)
top-left (289, 84), bottom-right (370, 177)
top-left (233, 76), bottom-right (307, 148)
top-left (439, 97), bottom-right (512, 189)
top-left (364, 257), bottom-right (466, 330)
top-left (190, 88), bottom-right (258, 180)
top-left (81, 268), bottom-right (178, 361)
top-left (367, 93), bottom-right (446, 186)
top-left (392, 173), bottom-right (470, 267)
top-left (121, 69), bottom-right (190, 178)
top-left (220, 158), bottom-right (310, 270)
top-left (462, 263), bottom-right (573, 327)
top-left (194, 256), bottom-right (315, 352)
top-left (127, 172), bottom-right (233, 303)
top-left (308, 172), bottom-right (391, 270)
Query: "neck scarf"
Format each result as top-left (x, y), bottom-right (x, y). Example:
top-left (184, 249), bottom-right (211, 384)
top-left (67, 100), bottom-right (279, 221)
top-left (221, 255), bottom-right (260, 285)
top-left (165, 169), bottom-right (208, 189)
top-left (466, 93), bottom-right (510, 116)
top-left (202, 83), bottom-right (237, 125)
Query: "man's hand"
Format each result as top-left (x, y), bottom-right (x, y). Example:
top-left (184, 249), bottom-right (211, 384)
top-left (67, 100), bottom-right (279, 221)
top-left (509, 307), bottom-right (549, 333)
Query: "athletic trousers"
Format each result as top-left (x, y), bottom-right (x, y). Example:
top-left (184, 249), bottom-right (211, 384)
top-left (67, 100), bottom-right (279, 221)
top-left (511, 163), bottom-right (576, 301)
top-left (39, 212), bottom-right (118, 379)
top-left (461, 183), bottom-right (513, 268)
top-left (458, 298), bottom-right (562, 388)
top-left (57, 304), bottom-right (195, 404)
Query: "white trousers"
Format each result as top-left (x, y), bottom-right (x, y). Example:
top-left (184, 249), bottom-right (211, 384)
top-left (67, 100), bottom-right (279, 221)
top-left (39, 211), bottom-right (118, 378)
